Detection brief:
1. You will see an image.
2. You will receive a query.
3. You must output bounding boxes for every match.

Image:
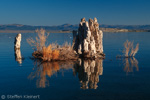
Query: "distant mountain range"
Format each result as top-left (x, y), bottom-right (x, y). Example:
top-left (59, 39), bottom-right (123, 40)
top-left (0, 24), bottom-right (150, 33)
top-left (0, 24), bottom-right (78, 31)
top-left (101, 24), bottom-right (150, 30)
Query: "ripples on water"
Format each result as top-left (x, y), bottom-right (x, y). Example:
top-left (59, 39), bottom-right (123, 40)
top-left (0, 32), bottom-right (150, 100)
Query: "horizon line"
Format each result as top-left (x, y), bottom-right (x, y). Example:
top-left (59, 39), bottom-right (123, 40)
top-left (0, 23), bottom-right (150, 26)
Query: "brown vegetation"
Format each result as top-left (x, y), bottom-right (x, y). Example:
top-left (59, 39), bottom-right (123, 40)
top-left (58, 42), bottom-right (78, 60)
top-left (27, 29), bottom-right (78, 61)
top-left (130, 43), bottom-right (139, 57)
top-left (52, 49), bottom-right (59, 60)
top-left (27, 28), bottom-right (49, 51)
top-left (123, 40), bottom-right (139, 57)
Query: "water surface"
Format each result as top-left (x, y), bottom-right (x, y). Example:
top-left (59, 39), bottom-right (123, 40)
top-left (0, 32), bottom-right (150, 100)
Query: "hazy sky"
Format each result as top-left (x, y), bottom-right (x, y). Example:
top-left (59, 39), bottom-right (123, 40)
top-left (0, 0), bottom-right (150, 26)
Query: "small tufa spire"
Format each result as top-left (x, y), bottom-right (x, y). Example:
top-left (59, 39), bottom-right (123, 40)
top-left (81, 17), bottom-right (86, 22)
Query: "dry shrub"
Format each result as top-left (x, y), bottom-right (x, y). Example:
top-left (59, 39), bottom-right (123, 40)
top-left (42, 45), bottom-right (52, 61)
top-left (42, 45), bottom-right (59, 61)
top-left (131, 43), bottom-right (139, 56)
top-left (60, 42), bottom-right (76, 59)
top-left (52, 50), bottom-right (59, 60)
top-left (124, 40), bottom-right (132, 57)
top-left (27, 38), bottom-right (40, 51)
top-left (62, 42), bottom-right (72, 50)
top-left (53, 41), bottom-right (78, 61)
top-left (27, 29), bottom-right (77, 61)
top-left (27, 28), bottom-right (60, 61)
top-left (35, 28), bottom-right (49, 48)
top-left (51, 42), bottom-right (59, 49)
top-left (31, 41), bottom-right (76, 61)
top-left (27, 28), bottom-right (49, 51)
top-left (123, 40), bottom-right (139, 57)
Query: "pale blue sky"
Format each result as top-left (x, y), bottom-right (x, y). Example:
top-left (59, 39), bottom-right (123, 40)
top-left (0, 0), bottom-right (150, 26)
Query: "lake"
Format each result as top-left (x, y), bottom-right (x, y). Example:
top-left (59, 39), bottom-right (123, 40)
top-left (0, 32), bottom-right (150, 100)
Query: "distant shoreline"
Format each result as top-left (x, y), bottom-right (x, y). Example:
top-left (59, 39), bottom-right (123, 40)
top-left (0, 30), bottom-right (71, 33)
top-left (0, 24), bottom-right (150, 33)
top-left (0, 28), bottom-right (149, 33)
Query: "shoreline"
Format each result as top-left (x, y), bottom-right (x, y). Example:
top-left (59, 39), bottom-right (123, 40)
top-left (0, 30), bottom-right (71, 33)
top-left (0, 29), bottom-right (149, 33)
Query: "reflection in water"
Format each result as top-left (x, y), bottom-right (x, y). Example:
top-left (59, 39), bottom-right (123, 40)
top-left (28, 59), bottom-right (103, 89)
top-left (28, 60), bottom-right (74, 88)
top-left (73, 59), bottom-right (103, 89)
top-left (14, 49), bottom-right (22, 64)
top-left (123, 57), bottom-right (139, 75)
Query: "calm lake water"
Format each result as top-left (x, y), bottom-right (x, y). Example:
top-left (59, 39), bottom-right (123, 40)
top-left (0, 32), bottom-right (150, 100)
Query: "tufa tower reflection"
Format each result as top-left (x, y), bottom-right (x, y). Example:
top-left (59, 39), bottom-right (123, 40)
top-left (73, 59), bottom-right (103, 89)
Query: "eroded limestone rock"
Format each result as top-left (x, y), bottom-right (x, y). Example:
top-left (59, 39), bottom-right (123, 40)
top-left (14, 33), bottom-right (21, 49)
top-left (73, 17), bottom-right (104, 58)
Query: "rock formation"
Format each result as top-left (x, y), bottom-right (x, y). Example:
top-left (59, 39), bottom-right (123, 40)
top-left (14, 33), bottom-right (21, 49)
top-left (73, 59), bottom-right (103, 89)
top-left (73, 17), bottom-right (104, 58)
top-left (14, 33), bottom-right (22, 64)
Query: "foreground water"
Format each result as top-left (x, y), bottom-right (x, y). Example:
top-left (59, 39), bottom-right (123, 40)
top-left (0, 32), bottom-right (150, 100)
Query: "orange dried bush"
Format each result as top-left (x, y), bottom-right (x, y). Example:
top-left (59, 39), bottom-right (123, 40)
top-left (42, 45), bottom-right (52, 61)
top-left (27, 29), bottom-right (77, 61)
top-left (52, 50), bottom-right (59, 60)
top-left (41, 45), bottom-right (59, 61)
